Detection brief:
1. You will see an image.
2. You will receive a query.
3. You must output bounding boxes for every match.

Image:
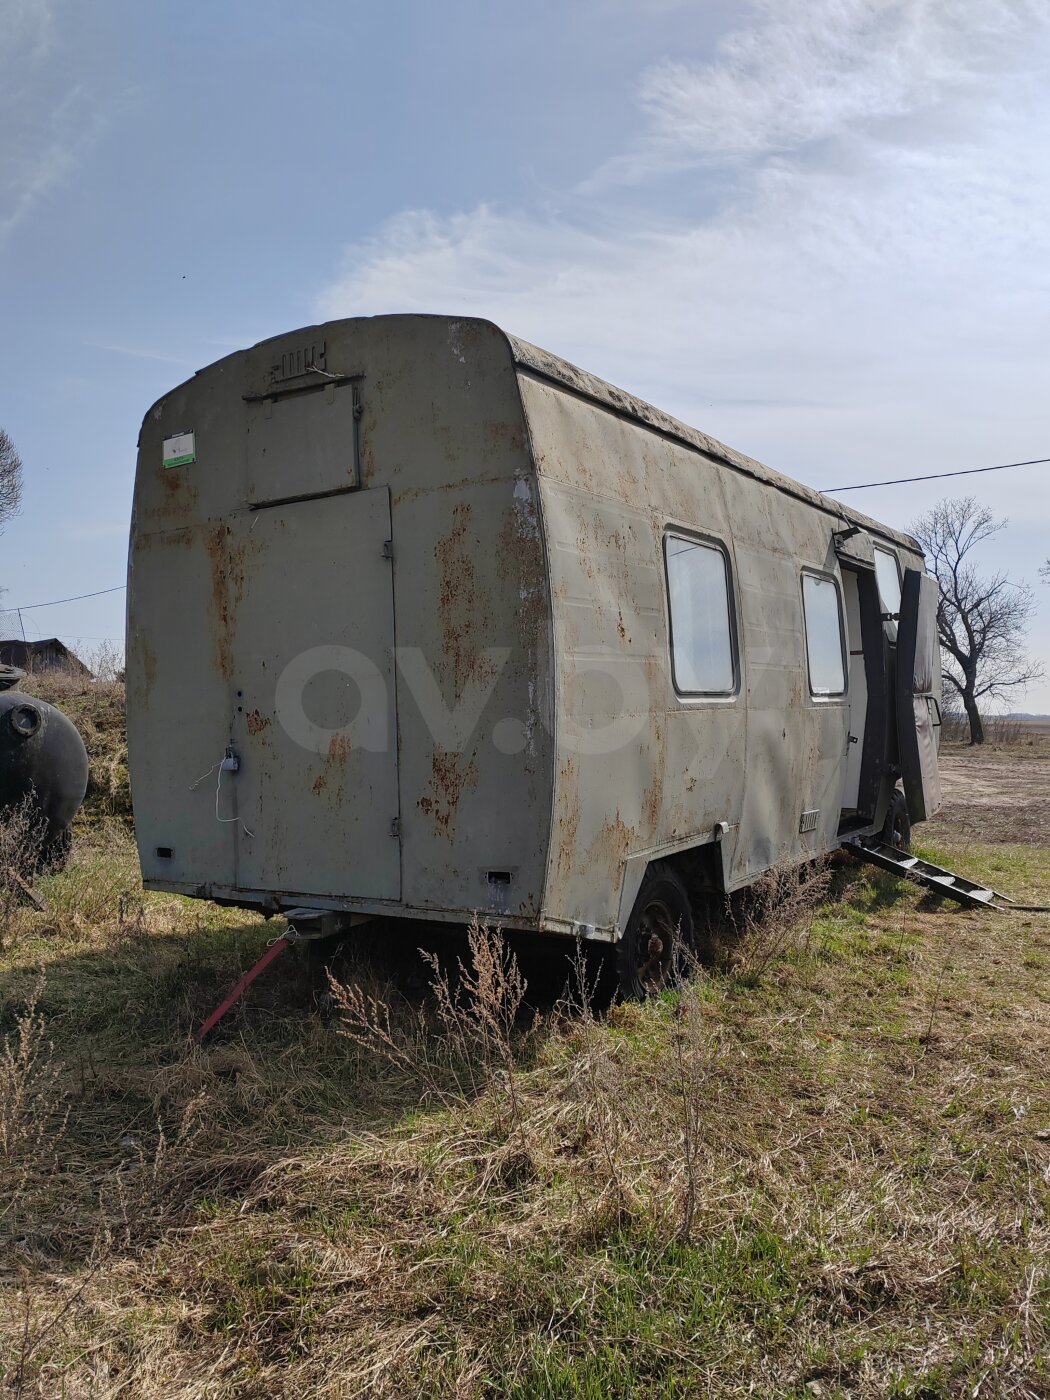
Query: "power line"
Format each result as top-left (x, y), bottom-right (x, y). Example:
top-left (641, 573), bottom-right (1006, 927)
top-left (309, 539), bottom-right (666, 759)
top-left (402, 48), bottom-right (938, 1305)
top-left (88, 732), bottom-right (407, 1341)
top-left (3, 456), bottom-right (1046, 604)
top-left (9, 584), bottom-right (126, 611)
top-left (821, 456), bottom-right (1050, 494)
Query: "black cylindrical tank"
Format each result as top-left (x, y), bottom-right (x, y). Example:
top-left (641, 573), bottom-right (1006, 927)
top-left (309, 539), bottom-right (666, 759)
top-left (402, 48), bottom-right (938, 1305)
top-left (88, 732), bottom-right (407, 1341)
top-left (0, 685), bottom-right (89, 855)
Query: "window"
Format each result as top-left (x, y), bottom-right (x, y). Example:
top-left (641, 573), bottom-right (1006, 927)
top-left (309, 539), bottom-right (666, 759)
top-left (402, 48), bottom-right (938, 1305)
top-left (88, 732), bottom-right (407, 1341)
top-left (801, 572), bottom-right (846, 696)
top-left (665, 533), bottom-right (736, 694)
top-left (873, 546), bottom-right (902, 616)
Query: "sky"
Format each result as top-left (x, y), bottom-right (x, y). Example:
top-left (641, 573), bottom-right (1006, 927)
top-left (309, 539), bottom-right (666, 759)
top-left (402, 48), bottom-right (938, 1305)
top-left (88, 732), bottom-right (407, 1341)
top-left (2, 0), bottom-right (1049, 707)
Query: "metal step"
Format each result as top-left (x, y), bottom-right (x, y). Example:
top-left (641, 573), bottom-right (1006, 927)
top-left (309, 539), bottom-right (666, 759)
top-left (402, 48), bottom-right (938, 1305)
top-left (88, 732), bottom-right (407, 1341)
top-left (843, 837), bottom-right (1050, 912)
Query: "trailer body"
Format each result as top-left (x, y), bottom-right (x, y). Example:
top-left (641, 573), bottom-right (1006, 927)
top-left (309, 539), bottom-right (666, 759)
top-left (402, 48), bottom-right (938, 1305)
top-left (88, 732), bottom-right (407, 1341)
top-left (127, 316), bottom-right (941, 940)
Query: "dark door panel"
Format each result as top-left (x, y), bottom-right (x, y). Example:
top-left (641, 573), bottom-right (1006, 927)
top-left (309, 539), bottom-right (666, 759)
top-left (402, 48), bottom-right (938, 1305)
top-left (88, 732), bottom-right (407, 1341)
top-left (896, 569), bottom-right (943, 822)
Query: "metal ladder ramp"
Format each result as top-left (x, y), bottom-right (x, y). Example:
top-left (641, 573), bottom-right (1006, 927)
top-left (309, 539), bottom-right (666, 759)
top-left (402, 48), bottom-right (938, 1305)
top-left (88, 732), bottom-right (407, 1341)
top-left (844, 837), bottom-right (1050, 912)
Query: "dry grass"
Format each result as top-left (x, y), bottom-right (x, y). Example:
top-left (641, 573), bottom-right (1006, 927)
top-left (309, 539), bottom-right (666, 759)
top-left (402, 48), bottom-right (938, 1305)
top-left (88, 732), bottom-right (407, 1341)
top-left (714, 854), bottom-right (834, 980)
top-left (0, 704), bottom-right (1047, 1395)
top-left (0, 828), bottom-right (1046, 1397)
top-left (20, 669), bottom-right (131, 826)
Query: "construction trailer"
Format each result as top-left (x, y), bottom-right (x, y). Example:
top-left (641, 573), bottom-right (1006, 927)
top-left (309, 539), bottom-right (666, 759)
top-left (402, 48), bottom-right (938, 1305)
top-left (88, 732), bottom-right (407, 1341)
top-left (126, 315), bottom-right (942, 991)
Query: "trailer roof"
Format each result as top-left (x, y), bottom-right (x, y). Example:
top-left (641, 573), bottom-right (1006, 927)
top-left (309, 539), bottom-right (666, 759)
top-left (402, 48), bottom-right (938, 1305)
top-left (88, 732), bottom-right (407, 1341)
top-left (149, 314), bottom-right (921, 557)
top-left (507, 332), bottom-right (923, 556)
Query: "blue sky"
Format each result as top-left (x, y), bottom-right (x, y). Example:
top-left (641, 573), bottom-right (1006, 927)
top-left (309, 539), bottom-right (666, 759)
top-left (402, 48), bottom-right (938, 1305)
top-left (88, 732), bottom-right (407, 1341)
top-left (2, 0), bottom-right (1049, 706)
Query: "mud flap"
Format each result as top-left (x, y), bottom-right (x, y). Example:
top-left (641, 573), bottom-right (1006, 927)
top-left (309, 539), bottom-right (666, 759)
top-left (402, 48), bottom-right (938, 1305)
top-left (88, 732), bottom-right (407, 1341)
top-left (896, 569), bottom-right (943, 822)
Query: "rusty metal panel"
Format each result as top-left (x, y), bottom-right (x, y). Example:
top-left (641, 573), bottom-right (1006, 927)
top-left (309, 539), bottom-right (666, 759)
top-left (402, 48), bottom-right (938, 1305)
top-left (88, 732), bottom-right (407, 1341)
top-left (703, 469), bottom-right (852, 883)
top-left (522, 376), bottom-right (747, 934)
top-left (390, 466), bottom-right (552, 921)
top-left (226, 489), bottom-right (399, 900)
top-left (129, 315), bottom-right (553, 926)
top-left (517, 352), bottom-right (931, 934)
top-left (245, 381), bottom-right (360, 505)
top-left (127, 523), bottom-right (237, 891)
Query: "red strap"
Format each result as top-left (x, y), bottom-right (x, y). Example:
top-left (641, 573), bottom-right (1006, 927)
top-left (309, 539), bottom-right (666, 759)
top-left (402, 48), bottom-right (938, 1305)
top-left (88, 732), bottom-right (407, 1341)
top-left (193, 937), bottom-right (290, 1042)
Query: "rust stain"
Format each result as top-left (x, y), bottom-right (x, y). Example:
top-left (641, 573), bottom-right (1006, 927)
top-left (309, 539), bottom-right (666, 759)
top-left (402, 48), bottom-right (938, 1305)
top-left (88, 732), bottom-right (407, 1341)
top-left (327, 733), bottom-right (353, 762)
top-left (311, 732), bottom-right (354, 799)
top-left (205, 524), bottom-right (249, 682)
top-left (141, 638), bottom-right (157, 695)
top-left (496, 480), bottom-right (546, 656)
top-left (418, 747), bottom-right (478, 840)
top-left (640, 712), bottom-right (667, 837)
top-left (141, 467), bottom-right (199, 525)
top-left (245, 709), bottom-right (270, 735)
top-left (434, 501), bottom-right (481, 694)
top-left (555, 757), bottom-right (581, 884)
top-left (396, 471), bottom-right (507, 506)
top-left (584, 812), bottom-right (636, 884)
top-left (484, 419), bottom-right (526, 456)
top-left (641, 768), bottom-right (664, 833)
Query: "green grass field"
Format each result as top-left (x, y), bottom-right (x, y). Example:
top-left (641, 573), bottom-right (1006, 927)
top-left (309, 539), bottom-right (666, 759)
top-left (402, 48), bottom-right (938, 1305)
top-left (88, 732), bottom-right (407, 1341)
top-left (1, 681), bottom-right (1048, 1398)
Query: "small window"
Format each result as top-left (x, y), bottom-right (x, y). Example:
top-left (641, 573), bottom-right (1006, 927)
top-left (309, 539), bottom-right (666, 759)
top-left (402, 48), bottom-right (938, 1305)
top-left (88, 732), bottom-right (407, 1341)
top-left (873, 546), bottom-right (902, 616)
top-left (665, 533), bottom-right (736, 694)
top-left (801, 572), bottom-right (846, 697)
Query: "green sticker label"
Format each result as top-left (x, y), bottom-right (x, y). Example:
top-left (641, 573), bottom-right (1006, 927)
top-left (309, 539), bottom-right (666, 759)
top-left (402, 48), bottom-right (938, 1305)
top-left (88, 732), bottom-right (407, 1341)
top-left (163, 431), bottom-right (195, 468)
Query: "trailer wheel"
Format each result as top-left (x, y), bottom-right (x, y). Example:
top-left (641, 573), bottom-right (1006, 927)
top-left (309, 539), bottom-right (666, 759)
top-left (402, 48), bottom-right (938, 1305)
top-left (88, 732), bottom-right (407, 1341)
top-left (617, 865), bottom-right (693, 1001)
top-left (881, 790), bottom-right (912, 853)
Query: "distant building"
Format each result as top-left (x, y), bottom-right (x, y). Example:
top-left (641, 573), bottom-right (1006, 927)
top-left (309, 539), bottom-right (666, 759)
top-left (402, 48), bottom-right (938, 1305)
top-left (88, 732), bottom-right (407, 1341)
top-left (0, 638), bottom-right (92, 676)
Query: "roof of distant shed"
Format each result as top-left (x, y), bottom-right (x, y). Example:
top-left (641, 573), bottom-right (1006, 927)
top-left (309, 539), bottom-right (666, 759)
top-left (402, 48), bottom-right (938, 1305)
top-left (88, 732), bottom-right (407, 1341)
top-left (0, 638), bottom-right (92, 675)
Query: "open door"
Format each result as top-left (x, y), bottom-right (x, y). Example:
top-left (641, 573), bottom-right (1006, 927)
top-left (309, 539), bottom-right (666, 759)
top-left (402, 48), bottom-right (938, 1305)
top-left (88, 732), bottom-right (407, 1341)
top-left (896, 569), bottom-right (943, 822)
top-left (839, 563), bottom-right (890, 826)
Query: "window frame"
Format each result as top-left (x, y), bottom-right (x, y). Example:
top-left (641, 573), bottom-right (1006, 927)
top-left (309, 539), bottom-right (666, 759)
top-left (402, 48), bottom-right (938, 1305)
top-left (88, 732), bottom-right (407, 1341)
top-left (800, 568), bottom-right (848, 700)
top-left (873, 544), bottom-right (903, 617)
top-left (663, 528), bottom-right (740, 700)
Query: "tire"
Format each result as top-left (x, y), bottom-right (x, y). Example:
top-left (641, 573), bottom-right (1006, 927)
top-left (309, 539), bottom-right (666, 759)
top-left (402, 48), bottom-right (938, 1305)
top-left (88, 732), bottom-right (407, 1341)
top-left (881, 789), bottom-right (912, 853)
top-left (617, 864), bottom-right (694, 1001)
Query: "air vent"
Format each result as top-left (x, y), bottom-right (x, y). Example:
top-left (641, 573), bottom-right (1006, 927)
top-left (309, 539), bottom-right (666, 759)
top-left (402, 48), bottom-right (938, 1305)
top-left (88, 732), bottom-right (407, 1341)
top-left (799, 809), bottom-right (820, 834)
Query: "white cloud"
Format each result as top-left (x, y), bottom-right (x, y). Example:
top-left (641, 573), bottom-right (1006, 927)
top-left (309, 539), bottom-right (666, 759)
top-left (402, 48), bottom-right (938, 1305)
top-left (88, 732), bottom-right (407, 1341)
top-left (591, 0), bottom-right (1048, 183)
top-left (317, 0), bottom-right (1050, 703)
top-left (0, 0), bottom-right (55, 63)
top-left (0, 3), bottom-right (114, 247)
top-left (319, 0), bottom-right (1050, 440)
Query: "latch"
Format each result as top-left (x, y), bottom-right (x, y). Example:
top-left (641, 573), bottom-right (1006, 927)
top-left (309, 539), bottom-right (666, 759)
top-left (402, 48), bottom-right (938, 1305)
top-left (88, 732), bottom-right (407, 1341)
top-left (389, 816), bottom-right (400, 838)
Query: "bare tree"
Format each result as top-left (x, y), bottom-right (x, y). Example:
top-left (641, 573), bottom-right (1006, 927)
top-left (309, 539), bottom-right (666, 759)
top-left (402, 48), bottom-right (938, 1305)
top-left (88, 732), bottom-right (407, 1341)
top-left (911, 496), bottom-right (1042, 745)
top-left (0, 428), bottom-right (23, 531)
